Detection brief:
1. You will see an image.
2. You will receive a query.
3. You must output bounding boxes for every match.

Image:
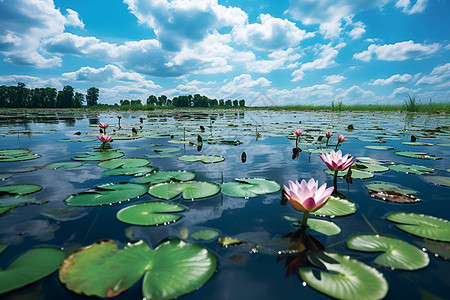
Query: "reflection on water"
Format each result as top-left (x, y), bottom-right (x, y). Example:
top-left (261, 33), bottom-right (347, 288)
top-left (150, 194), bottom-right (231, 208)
top-left (0, 109), bottom-right (449, 300)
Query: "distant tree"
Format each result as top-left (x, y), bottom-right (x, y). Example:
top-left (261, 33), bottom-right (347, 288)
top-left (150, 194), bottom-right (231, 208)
top-left (131, 99), bottom-right (142, 106)
top-left (86, 87), bottom-right (99, 106)
top-left (225, 99), bottom-right (232, 106)
top-left (210, 99), bottom-right (218, 106)
top-left (146, 95), bottom-right (157, 105)
top-left (73, 92), bottom-right (84, 107)
top-left (158, 95), bottom-right (167, 106)
top-left (56, 85), bottom-right (74, 107)
top-left (120, 99), bottom-right (130, 106)
top-left (219, 99), bottom-right (224, 106)
top-left (232, 100), bottom-right (238, 107)
top-left (239, 99), bottom-right (245, 107)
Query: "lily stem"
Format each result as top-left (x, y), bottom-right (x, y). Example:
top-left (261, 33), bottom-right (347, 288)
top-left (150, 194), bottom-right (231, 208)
top-left (333, 170), bottom-right (338, 189)
top-left (301, 211), bottom-right (309, 227)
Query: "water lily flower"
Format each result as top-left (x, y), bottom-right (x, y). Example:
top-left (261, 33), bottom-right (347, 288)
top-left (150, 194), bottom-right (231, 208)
top-left (337, 134), bottom-right (346, 143)
top-left (294, 129), bottom-right (302, 136)
top-left (326, 132), bottom-right (332, 138)
top-left (319, 150), bottom-right (354, 172)
top-left (99, 123), bottom-right (109, 129)
top-left (284, 179), bottom-right (334, 226)
top-left (98, 134), bottom-right (112, 143)
top-left (117, 115), bottom-right (122, 119)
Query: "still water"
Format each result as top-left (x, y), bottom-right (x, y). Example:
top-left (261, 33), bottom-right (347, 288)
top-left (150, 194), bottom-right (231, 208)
top-left (0, 109), bottom-right (449, 300)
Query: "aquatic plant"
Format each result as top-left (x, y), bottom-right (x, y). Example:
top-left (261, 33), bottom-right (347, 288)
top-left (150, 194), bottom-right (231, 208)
top-left (97, 134), bottom-right (112, 149)
top-left (320, 149), bottom-right (354, 188)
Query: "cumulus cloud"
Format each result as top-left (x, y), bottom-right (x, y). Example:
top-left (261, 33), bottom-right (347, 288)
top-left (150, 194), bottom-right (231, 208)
top-left (245, 48), bottom-right (301, 73)
top-left (395, 0), bottom-right (429, 14)
top-left (65, 9), bottom-right (85, 28)
top-left (232, 14), bottom-right (313, 50)
top-left (353, 40), bottom-right (440, 62)
top-left (218, 74), bottom-right (271, 99)
top-left (370, 73), bottom-right (413, 85)
top-left (416, 63), bottom-right (450, 85)
top-left (323, 75), bottom-right (346, 84)
top-left (336, 85), bottom-right (375, 100)
top-left (0, 75), bottom-right (62, 89)
top-left (123, 0), bottom-right (246, 51)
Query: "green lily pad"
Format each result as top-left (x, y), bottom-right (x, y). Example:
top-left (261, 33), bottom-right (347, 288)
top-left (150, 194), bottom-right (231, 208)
top-left (191, 229), bottom-right (220, 241)
top-left (117, 201), bottom-right (185, 226)
top-left (354, 163), bottom-right (389, 173)
top-left (221, 178), bottom-right (281, 198)
top-left (291, 218), bottom-right (341, 236)
top-left (394, 151), bottom-right (441, 160)
top-left (422, 176), bottom-right (450, 187)
top-left (346, 234), bottom-right (429, 270)
top-left (72, 151), bottom-right (125, 161)
top-left (325, 169), bottom-right (374, 179)
top-left (312, 195), bottom-right (357, 217)
top-left (178, 155), bottom-right (225, 164)
top-left (299, 251), bottom-right (388, 300)
top-left (401, 142), bottom-right (433, 146)
top-left (65, 183), bottom-right (148, 206)
top-left (364, 145), bottom-right (395, 150)
top-left (134, 171), bottom-right (196, 184)
top-left (0, 149), bottom-right (41, 162)
top-left (386, 212), bottom-right (450, 242)
top-left (44, 162), bottom-right (83, 169)
top-left (388, 164), bottom-right (435, 175)
top-left (0, 173), bottom-right (12, 180)
top-left (98, 158), bottom-right (150, 169)
top-left (147, 148), bottom-right (182, 158)
top-left (1, 196), bottom-right (48, 216)
top-left (58, 238), bottom-right (216, 299)
top-left (57, 138), bottom-right (96, 142)
top-left (0, 184), bottom-right (42, 195)
top-left (102, 166), bottom-right (158, 177)
top-left (365, 182), bottom-right (417, 195)
top-left (0, 247), bottom-right (66, 294)
top-left (148, 181), bottom-right (221, 200)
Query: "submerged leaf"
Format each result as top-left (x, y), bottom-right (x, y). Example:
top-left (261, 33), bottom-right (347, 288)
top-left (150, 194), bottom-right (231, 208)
top-left (422, 176), bottom-right (450, 187)
top-left (133, 171), bottom-right (196, 184)
top-left (191, 229), bottom-right (220, 241)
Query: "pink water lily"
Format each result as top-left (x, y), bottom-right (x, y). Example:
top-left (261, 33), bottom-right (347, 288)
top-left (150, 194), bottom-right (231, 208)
top-left (337, 134), bottom-right (346, 143)
top-left (97, 134), bottom-right (112, 143)
top-left (326, 132), bottom-right (332, 138)
top-left (284, 179), bottom-right (334, 213)
top-left (319, 150), bottom-right (354, 171)
top-left (99, 122), bottom-right (109, 129)
top-left (294, 129), bottom-right (302, 136)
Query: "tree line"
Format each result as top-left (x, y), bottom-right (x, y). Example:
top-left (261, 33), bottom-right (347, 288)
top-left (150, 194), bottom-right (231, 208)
top-left (118, 94), bottom-right (245, 107)
top-left (0, 83), bottom-right (99, 108)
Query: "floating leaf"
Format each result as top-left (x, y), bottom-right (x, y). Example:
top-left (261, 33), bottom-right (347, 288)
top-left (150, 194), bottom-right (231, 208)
top-left (117, 201), bottom-right (185, 226)
top-left (57, 138), bottom-right (95, 142)
top-left (354, 163), bottom-right (389, 173)
top-left (221, 178), bottom-right (281, 198)
top-left (0, 148), bottom-right (41, 162)
top-left (386, 212), bottom-right (450, 242)
top-left (58, 238), bottom-right (216, 299)
top-left (0, 244), bottom-right (6, 254)
top-left (365, 182), bottom-right (417, 195)
top-left (368, 190), bottom-right (419, 203)
top-left (148, 181), bottom-right (221, 200)
top-left (416, 239), bottom-right (450, 260)
top-left (102, 166), bottom-right (158, 177)
top-left (325, 169), bottom-right (374, 179)
top-left (0, 173), bottom-right (12, 180)
top-left (217, 236), bottom-right (246, 246)
top-left (0, 247), bottom-right (66, 294)
top-left (73, 151), bottom-right (125, 161)
top-left (98, 158), bottom-right (150, 169)
top-left (0, 184), bottom-right (42, 195)
top-left (312, 195), bottom-right (357, 217)
top-left (364, 145), bottom-right (395, 150)
top-left (65, 183), bottom-right (148, 206)
top-left (291, 218), bottom-right (341, 236)
top-left (388, 164), bottom-right (435, 175)
top-left (134, 171), bottom-right (196, 184)
top-left (147, 148), bottom-right (181, 158)
top-left (1, 196), bottom-right (48, 216)
top-left (44, 162), bottom-right (83, 169)
top-left (394, 151), bottom-right (441, 160)
top-left (422, 176), bottom-right (450, 187)
top-left (178, 154), bottom-right (225, 164)
top-left (346, 234), bottom-right (429, 270)
top-left (401, 142), bottom-right (433, 146)
top-left (299, 251), bottom-right (388, 300)
top-left (191, 229), bottom-right (220, 241)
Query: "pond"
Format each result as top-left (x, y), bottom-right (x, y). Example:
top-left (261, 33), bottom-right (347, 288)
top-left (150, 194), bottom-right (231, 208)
top-left (0, 109), bottom-right (449, 300)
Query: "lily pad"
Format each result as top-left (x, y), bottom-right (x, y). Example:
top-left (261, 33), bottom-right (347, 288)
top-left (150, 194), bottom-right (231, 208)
top-left (65, 183), bottom-right (148, 206)
top-left (57, 138), bottom-right (96, 142)
top-left (134, 171), bottom-right (196, 184)
top-left (394, 151), bottom-right (441, 160)
top-left (366, 183), bottom-right (419, 203)
top-left (221, 178), bottom-right (281, 198)
top-left (0, 149), bottom-right (41, 162)
top-left (346, 234), bottom-right (429, 270)
top-left (291, 218), bottom-right (341, 236)
top-left (364, 145), bottom-right (395, 150)
top-left (117, 201), bottom-right (185, 226)
top-left (72, 151), bottom-right (125, 161)
top-left (0, 173), bottom-right (12, 180)
top-left (354, 163), bottom-right (389, 173)
top-left (102, 166), bottom-right (158, 177)
top-left (191, 229), bottom-right (220, 241)
top-left (44, 162), bottom-right (83, 169)
top-left (388, 164), bottom-right (435, 175)
top-left (365, 182), bottom-right (417, 194)
top-left (0, 184), bottom-right (42, 195)
top-left (401, 142), bottom-right (433, 146)
top-left (1, 196), bottom-right (48, 216)
top-left (98, 158), bottom-right (150, 169)
top-left (178, 155), bottom-right (225, 164)
top-left (422, 176), bottom-right (450, 187)
top-left (148, 181), bottom-right (221, 200)
top-left (58, 238), bottom-right (216, 299)
top-left (0, 247), bottom-right (66, 294)
top-left (325, 169), bottom-right (374, 179)
top-left (312, 195), bottom-right (357, 217)
top-left (386, 212), bottom-right (450, 242)
top-left (299, 251), bottom-right (388, 300)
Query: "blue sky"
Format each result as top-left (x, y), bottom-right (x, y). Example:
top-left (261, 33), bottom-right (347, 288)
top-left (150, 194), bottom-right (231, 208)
top-left (0, 0), bottom-right (449, 106)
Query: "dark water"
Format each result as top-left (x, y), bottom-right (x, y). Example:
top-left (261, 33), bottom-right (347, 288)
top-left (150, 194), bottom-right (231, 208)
top-left (0, 109), bottom-right (449, 300)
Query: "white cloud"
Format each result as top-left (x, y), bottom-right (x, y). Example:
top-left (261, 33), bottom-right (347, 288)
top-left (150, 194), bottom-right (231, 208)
top-left (218, 74), bottom-right (271, 99)
top-left (395, 0), bottom-right (429, 14)
top-left (232, 14), bottom-right (313, 50)
top-left (336, 85), bottom-right (375, 100)
top-left (416, 63), bottom-right (450, 85)
top-left (370, 73), bottom-right (413, 85)
top-left (349, 27), bottom-right (366, 39)
top-left (0, 75), bottom-right (62, 89)
top-left (246, 48), bottom-right (301, 73)
top-left (354, 40), bottom-right (440, 62)
top-left (391, 87), bottom-right (410, 96)
top-left (323, 75), bottom-right (346, 84)
top-left (65, 9), bottom-right (85, 29)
